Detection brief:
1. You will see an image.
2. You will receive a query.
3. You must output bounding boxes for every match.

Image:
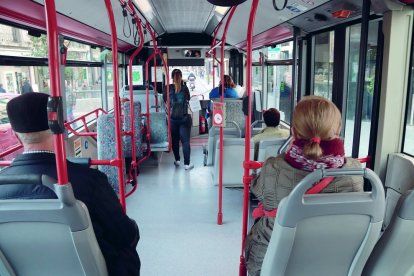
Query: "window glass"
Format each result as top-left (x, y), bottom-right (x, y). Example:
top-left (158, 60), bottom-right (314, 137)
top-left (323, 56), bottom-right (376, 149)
top-left (169, 66), bottom-right (213, 99)
top-left (104, 50), bottom-right (124, 65)
top-left (313, 31), bottom-right (334, 99)
top-left (267, 65), bottom-right (293, 123)
top-left (0, 96), bottom-right (10, 125)
top-left (252, 66), bottom-right (262, 92)
top-left (107, 65), bottom-right (124, 111)
top-left (403, 34), bottom-right (414, 155)
top-left (344, 22), bottom-right (379, 157)
top-left (64, 67), bottom-right (102, 121)
top-left (64, 40), bottom-right (101, 62)
top-left (252, 50), bottom-right (261, 63)
top-left (0, 66), bottom-right (49, 94)
top-left (0, 23), bottom-right (48, 58)
top-left (266, 41), bottom-right (293, 60)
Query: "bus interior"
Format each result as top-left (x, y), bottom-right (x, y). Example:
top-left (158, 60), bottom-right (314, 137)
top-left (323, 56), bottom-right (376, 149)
top-left (1, 0), bottom-right (414, 275)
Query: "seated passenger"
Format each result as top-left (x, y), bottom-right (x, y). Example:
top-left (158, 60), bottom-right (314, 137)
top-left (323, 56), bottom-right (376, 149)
top-left (251, 108), bottom-right (289, 159)
top-left (207, 75), bottom-right (239, 125)
top-left (209, 75), bottom-right (239, 99)
top-left (244, 96), bottom-right (364, 276)
top-left (0, 93), bottom-right (140, 276)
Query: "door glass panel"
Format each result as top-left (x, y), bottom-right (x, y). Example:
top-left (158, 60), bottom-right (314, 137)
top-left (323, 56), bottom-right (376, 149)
top-left (267, 65), bottom-right (293, 123)
top-left (343, 22), bottom-right (379, 157)
top-left (403, 32), bottom-right (414, 155)
top-left (252, 66), bottom-right (262, 92)
top-left (313, 31), bottom-right (335, 99)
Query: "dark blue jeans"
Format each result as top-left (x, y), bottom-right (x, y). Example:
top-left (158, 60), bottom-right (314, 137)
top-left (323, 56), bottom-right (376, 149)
top-left (171, 118), bottom-right (191, 165)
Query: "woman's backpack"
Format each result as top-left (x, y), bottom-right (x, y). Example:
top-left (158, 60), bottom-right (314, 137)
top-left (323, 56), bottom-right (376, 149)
top-left (171, 92), bottom-right (188, 120)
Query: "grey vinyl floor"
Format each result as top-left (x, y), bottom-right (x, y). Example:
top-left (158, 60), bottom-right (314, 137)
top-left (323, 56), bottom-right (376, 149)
top-left (126, 142), bottom-right (244, 276)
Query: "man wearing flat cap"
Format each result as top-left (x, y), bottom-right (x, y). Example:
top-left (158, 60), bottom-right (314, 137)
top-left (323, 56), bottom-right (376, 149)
top-left (0, 92), bottom-right (140, 276)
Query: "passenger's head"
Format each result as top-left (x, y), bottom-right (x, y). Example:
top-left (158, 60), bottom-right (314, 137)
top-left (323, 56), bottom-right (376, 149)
top-left (171, 69), bottom-right (182, 84)
top-left (171, 69), bottom-right (183, 93)
top-left (263, 108), bottom-right (281, 127)
top-left (292, 96), bottom-right (341, 160)
top-left (6, 92), bottom-right (53, 150)
top-left (223, 75), bottom-right (235, 88)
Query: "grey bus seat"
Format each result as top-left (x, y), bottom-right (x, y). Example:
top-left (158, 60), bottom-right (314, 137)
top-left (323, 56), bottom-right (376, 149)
top-left (256, 138), bottom-right (287, 162)
top-left (122, 86), bottom-right (161, 114)
top-left (261, 168), bottom-right (385, 276)
top-left (146, 112), bottom-right (168, 151)
top-left (204, 124), bottom-right (241, 166)
top-left (211, 98), bottom-right (245, 136)
top-left (381, 153), bottom-right (414, 230)
top-left (123, 101), bottom-right (143, 159)
top-left (213, 138), bottom-right (254, 187)
top-left (363, 189), bottom-right (414, 275)
top-left (97, 113), bottom-right (126, 193)
top-left (0, 175), bottom-right (108, 276)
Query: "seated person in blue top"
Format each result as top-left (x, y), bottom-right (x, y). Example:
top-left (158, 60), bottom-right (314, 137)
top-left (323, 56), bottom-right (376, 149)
top-left (209, 75), bottom-right (239, 99)
top-left (251, 108), bottom-right (290, 159)
top-left (207, 75), bottom-right (239, 123)
top-left (0, 92), bottom-right (140, 276)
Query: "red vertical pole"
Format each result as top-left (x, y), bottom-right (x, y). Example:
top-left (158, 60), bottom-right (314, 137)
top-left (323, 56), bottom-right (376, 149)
top-left (240, 1), bottom-right (259, 274)
top-left (153, 52), bottom-right (158, 112)
top-left (147, 23), bottom-right (171, 151)
top-left (44, 0), bottom-right (68, 185)
top-left (217, 6), bottom-right (237, 225)
top-left (104, 0), bottom-right (126, 211)
top-left (145, 51), bottom-right (157, 151)
top-left (127, 8), bottom-right (144, 185)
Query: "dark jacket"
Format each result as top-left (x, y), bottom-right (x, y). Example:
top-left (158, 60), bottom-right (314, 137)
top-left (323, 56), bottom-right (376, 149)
top-left (163, 84), bottom-right (191, 124)
top-left (0, 153), bottom-right (140, 276)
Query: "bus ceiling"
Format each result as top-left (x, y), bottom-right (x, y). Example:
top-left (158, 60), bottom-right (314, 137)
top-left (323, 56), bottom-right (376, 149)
top-left (0, 0), bottom-right (411, 52)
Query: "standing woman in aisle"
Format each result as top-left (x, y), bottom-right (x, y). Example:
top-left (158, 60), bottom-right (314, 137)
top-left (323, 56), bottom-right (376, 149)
top-left (165, 69), bottom-right (193, 170)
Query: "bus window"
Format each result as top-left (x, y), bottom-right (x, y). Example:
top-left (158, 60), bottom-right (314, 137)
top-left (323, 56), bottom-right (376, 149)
top-left (403, 31), bottom-right (414, 156)
top-left (344, 21), bottom-right (380, 156)
top-left (313, 31), bottom-right (335, 99)
top-left (267, 65), bottom-right (292, 123)
top-left (64, 67), bottom-right (102, 122)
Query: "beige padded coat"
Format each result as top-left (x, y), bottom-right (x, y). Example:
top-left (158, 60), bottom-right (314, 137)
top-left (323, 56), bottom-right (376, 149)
top-left (245, 153), bottom-right (364, 276)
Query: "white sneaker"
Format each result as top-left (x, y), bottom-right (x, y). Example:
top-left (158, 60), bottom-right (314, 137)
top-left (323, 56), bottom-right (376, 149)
top-left (184, 163), bottom-right (194, 170)
top-left (174, 160), bottom-right (181, 166)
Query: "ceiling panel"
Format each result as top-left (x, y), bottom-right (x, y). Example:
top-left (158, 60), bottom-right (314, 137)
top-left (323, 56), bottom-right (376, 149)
top-left (216, 0), bottom-right (331, 47)
top-left (149, 0), bottom-right (215, 33)
top-left (32, 0), bottom-right (158, 45)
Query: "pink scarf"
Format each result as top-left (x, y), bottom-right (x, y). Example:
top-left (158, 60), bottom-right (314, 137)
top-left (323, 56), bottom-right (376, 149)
top-left (284, 138), bottom-right (345, 171)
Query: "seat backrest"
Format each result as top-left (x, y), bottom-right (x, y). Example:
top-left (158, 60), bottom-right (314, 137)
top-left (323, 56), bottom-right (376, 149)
top-left (97, 113), bottom-right (126, 193)
top-left (211, 99), bottom-right (245, 135)
top-left (256, 138), bottom-right (287, 162)
top-left (148, 112), bottom-right (169, 151)
top-left (261, 168), bottom-right (385, 276)
top-left (363, 189), bottom-right (414, 275)
top-left (381, 153), bottom-right (414, 229)
top-left (121, 87), bottom-right (158, 114)
top-left (205, 126), bottom-right (241, 166)
top-left (213, 138), bottom-right (254, 187)
top-left (0, 175), bottom-right (108, 276)
top-left (123, 101), bottom-right (143, 159)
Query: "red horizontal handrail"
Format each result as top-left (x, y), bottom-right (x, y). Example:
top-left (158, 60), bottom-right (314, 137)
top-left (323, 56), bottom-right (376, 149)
top-left (357, 156), bottom-right (371, 168)
top-left (0, 144), bottom-right (23, 160)
top-left (64, 108), bottom-right (107, 137)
